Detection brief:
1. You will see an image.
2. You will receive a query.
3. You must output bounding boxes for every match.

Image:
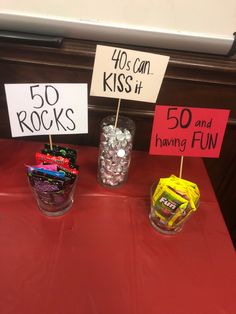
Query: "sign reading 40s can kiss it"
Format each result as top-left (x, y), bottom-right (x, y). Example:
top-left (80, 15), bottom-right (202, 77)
top-left (90, 45), bottom-right (169, 103)
top-left (149, 105), bottom-right (230, 158)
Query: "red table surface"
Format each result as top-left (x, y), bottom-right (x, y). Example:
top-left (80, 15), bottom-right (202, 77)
top-left (0, 139), bottom-right (235, 314)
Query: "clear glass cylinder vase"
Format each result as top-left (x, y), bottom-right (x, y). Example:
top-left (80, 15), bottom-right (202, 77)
top-left (149, 181), bottom-right (199, 234)
top-left (97, 115), bottom-right (135, 188)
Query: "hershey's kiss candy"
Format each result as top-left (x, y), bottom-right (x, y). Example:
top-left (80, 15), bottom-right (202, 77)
top-left (98, 124), bottom-right (133, 187)
top-left (117, 149), bottom-right (126, 158)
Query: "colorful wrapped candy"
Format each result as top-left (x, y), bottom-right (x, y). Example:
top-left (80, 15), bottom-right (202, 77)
top-left (27, 144), bottom-right (79, 216)
top-left (149, 175), bottom-right (200, 234)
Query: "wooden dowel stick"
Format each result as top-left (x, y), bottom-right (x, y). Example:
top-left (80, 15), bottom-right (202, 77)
top-left (179, 155), bottom-right (184, 178)
top-left (114, 98), bottom-right (121, 128)
top-left (49, 134), bottom-right (53, 150)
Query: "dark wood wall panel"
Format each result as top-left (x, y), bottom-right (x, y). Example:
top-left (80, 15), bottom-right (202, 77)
top-left (0, 38), bottom-right (236, 247)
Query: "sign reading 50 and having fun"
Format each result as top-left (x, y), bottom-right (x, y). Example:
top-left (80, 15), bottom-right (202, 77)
top-left (90, 45), bottom-right (169, 103)
top-left (149, 105), bottom-right (230, 158)
top-left (5, 83), bottom-right (88, 137)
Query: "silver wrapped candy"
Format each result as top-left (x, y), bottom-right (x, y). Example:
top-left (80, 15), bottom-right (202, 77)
top-left (97, 116), bottom-right (135, 188)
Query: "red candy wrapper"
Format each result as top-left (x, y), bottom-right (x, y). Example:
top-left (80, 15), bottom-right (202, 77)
top-left (35, 152), bottom-right (70, 166)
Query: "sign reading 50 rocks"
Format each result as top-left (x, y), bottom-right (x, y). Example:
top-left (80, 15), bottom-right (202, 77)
top-left (90, 45), bottom-right (169, 102)
top-left (5, 83), bottom-right (88, 137)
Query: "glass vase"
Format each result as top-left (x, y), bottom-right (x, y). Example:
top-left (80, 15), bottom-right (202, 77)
top-left (97, 115), bottom-right (135, 188)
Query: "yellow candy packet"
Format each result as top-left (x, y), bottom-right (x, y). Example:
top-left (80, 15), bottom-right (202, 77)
top-left (152, 175), bottom-right (200, 227)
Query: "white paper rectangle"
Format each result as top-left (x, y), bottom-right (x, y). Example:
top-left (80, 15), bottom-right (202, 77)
top-left (90, 45), bottom-right (169, 103)
top-left (4, 83), bottom-right (88, 137)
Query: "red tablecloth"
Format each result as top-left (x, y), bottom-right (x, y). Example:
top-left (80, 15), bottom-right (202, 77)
top-left (0, 139), bottom-right (235, 314)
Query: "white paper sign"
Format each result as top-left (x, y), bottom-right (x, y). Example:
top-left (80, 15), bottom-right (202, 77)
top-left (90, 45), bottom-right (169, 103)
top-left (4, 83), bottom-right (88, 137)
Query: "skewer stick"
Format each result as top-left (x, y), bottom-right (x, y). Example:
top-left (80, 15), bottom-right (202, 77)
top-left (179, 155), bottom-right (184, 179)
top-left (49, 134), bottom-right (53, 150)
top-left (114, 98), bottom-right (121, 128)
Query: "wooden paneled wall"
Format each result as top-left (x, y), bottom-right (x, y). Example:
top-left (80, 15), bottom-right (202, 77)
top-left (0, 38), bottom-right (236, 246)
